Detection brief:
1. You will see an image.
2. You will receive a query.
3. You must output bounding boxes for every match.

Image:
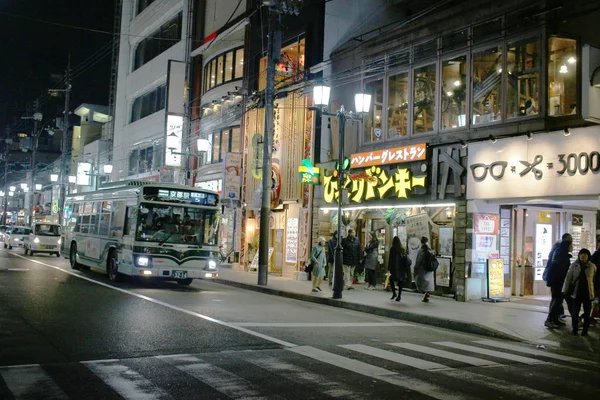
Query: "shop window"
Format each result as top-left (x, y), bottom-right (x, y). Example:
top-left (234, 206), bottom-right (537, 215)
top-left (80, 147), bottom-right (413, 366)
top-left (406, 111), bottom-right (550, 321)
top-left (258, 38), bottom-right (305, 91)
top-left (472, 46), bottom-right (503, 125)
top-left (231, 127), bottom-right (241, 153)
top-left (363, 79), bottom-right (384, 143)
top-left (216, 56), bottom-right (224, 85)
top-left (133, 13), bottom-right (182, 70)
top-left (209, 59), bottom-right (216, 89)
top-left (387, 72), bottom-right (409, 138)
top-left (507, 38), bottom-right (540, 119)
top-left (235, 48), bottom-right (244, 79)
top-left (130, 85), bottom-right (166, 123)
top-left (413, 64), bottom-right (436, 133)
top-left (548, 37), bottom-right (577, 117)
top-left (202, 47), bottom-right (244, 94)
top-left (441, 55), bottom-right (467, 129)
top-left (441, 29), bottom-right (468, 53)
top-left (212, 131), bottom-right (221, 163)
top-left (225, 51), bottom-right (233, 82)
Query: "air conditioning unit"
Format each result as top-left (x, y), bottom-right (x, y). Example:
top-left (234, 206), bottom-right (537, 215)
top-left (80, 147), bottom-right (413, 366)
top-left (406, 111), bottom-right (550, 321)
top-left (582, 44), bottom-right (600, 124)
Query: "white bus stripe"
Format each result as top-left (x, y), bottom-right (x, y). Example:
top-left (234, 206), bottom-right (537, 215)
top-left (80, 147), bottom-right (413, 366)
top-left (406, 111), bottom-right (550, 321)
top-left (473, 340), bottom-right (599, 365)
top-left (0, 365), bottom-right (68, 400)
top-left (340, 344), bottom-right (452, 371)
top-left (248, 355), bottom-right (364, 400)
top-left (287, 346), bottom-right (470, 400)
top-left (84, 361), bottom-right (172, 400)
top-left (387, 343), bottom-right (499, 367)
top-left (158, 354), bottom-right (276, 400)
top-left (434, 342), bottom-right (548, 365)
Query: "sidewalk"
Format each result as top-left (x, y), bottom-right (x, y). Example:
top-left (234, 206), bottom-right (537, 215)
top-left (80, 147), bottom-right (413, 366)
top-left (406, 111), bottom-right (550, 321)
top-left (214, 266), bottom-right (598, 346)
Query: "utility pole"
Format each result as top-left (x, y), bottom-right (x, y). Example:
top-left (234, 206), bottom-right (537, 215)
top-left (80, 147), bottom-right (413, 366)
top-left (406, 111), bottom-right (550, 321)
top-left (28, 98), bottom-right (42, 225)
top-left (183, 0), bottom-right (194, 187)
top-left (58, 64), bottom-right (71, 226)
top-left (2, 128), bottom-right (10, 225)
top-left (258, 2), bottom-right (281, 286)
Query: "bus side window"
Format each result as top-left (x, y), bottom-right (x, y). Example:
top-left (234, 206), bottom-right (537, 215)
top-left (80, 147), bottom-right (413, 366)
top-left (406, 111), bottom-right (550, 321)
top-left (110, 201), bottom-right (125, 238)
top-left (124, 206), bottom-right (136, 237)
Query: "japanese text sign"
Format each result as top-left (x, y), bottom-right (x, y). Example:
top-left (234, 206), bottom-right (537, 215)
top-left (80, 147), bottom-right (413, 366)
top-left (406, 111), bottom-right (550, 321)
top-left (475, 214), bottom-right (499, 235)
top-left (350, 143), bottom-right (426, 169)
top-left (323, 166), bottom-right (426, 203)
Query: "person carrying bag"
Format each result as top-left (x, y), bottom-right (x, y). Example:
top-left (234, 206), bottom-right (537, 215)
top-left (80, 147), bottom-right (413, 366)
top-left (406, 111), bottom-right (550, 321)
top-left (388, 236), bottom-right (411, 302)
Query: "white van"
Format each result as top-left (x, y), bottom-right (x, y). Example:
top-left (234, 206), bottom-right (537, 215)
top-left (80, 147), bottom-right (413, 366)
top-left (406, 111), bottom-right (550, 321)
top-left (24, 223), bottom-right (62, 257)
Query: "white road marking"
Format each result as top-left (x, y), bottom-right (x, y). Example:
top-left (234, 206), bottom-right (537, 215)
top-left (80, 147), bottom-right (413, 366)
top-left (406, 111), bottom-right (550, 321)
top-left (340, 344), bottom-right (452, 371)
top-left (157, 354), bottom-right (276, 400)
top-left (84, 361), bottom-right (171, 400)
top-left (7, 268), bottom-right (29, 271)
top-left (8, 252), bottom-right (297, 348)
top-left (387, 343), bottom-right (499, 367)
top-left (0, 365), bottom-right (68, 399)
top-left (473, 340), bottom-right (599, 365)
top-left (287, 346), bottom-right (470, 400)
top-left (247, 354), bottom-right (365, 399)
top-left (232, 322), bottom-right (413, 328)
top-left (434, 342), bottom-right (548, 365)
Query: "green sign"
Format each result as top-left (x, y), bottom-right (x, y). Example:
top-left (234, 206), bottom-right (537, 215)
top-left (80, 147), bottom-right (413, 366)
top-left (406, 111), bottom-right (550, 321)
top-left (298, 159), bottom-right (320, 185)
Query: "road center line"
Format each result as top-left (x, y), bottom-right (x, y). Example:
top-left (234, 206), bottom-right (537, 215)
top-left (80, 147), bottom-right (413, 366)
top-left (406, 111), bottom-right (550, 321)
top-left (8, 252), bottom-right (297, 348)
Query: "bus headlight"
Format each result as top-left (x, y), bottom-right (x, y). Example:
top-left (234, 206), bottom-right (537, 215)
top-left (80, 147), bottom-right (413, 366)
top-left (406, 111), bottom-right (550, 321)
top-left (137, 256), bottom-right (151, 267)
top-left (33, 237), bottom-right (40, 244)
top-left (207, 260), bottom-right (217, 270)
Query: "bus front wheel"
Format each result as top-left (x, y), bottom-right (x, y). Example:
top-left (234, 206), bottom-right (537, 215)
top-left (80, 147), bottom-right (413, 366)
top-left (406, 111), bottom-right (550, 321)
top-left (177, 278), bottom-right (193, 286)
top-left (107, 250), bottom-right (124, 282)
top-left (70, 244), bottom-right (81, 270)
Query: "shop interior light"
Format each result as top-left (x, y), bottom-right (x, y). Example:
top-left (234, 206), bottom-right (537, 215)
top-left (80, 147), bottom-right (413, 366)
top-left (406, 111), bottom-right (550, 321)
top-left (50, 174), bottom-right (59, 182)
top-left (559, 64), bottom-right (568, 74)
top-left (313, 85), bottom-right (331, 107)
top-left (567, 56), bottom-right (576, 64)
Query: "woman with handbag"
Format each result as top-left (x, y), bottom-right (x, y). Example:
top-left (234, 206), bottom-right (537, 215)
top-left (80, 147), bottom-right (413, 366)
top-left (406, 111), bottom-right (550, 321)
top-left (562, 248), bottom-right (598, 336)
top-left (388, 236), bottom-right (411, 302)
top-left (310, 237), bottom-right (327, 293)
top-left (364, 232), bottom-right (379, 290)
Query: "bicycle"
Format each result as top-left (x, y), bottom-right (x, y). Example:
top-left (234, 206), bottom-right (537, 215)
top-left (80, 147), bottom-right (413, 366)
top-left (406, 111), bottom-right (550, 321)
top-left (219, 245), bottom-right (235, 264)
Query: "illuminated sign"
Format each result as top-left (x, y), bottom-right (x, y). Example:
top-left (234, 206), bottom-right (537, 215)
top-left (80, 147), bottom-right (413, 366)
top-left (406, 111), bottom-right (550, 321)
top-left (76, 162), bottom-right (92, 186)
top-left (350, 143), bottom-right (427, 169)
top-left (323, 166), bottom-right (426, 203)
top-left (298, 159), bottom-right (320, 185)
top-left (144, 188), bottom-right (218, 206)
top-left (486, 259), bottom-right (505, 299)
top-left (165, 115), bottom-right (183, 167)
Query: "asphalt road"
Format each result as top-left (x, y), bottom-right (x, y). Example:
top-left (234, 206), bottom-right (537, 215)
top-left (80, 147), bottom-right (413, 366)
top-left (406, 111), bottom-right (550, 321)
top-left (1, 249), bottom-right (599, 399)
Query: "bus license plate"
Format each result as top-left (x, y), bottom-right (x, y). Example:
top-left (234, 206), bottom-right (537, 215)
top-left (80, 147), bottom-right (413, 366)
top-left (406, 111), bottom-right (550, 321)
top-left (172, 270), bottom-right (187, 279)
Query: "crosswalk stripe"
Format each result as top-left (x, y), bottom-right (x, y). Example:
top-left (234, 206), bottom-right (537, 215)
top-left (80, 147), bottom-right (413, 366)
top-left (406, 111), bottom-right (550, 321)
top-left (157, 354), bottom-right (276, 400)
top-left (83, 360), bottom-right (172, 400)
top-left (340, 344), bottom-right (452, 371)
top-left (473, 340), bottom-right (599, 365)
top-left (287, 346), bottom-right (471, 400)
top-left (387, 343), bottom-right (499, 367)
top-left (433, 342), bottom-right (547, 365)
top-left (0, 365), bottom-right (68, 400)
top-left (247, 355), bottom-right (365, 400)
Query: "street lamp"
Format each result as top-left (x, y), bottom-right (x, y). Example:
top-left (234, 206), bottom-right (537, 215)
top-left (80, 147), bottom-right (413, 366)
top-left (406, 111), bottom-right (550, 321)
top-left (50, 174), bottom-right (59, 182)
top-left (35, 184), bottom-right (42, 191)
top-left (312, 84), bottom-right (371, 299)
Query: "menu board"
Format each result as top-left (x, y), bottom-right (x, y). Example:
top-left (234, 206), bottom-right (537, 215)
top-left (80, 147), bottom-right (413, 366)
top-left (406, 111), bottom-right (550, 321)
top-left (285, 218), bottom-right (299, 263)
top-left (487, 259), bottom-right (505, 299)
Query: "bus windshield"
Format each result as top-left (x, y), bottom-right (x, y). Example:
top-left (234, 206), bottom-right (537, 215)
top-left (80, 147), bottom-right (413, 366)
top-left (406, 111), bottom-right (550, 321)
top-left (135, 203), bottom-right (219, 246)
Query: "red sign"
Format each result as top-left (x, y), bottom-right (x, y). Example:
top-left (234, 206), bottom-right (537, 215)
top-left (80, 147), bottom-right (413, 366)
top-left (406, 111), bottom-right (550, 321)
top-left (475, 214), bottom-right (500, 235)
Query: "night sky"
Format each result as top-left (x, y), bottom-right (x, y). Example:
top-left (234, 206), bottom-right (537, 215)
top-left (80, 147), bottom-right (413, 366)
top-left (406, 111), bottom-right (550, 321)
top-left (0, 0), bottom-right (115, 131)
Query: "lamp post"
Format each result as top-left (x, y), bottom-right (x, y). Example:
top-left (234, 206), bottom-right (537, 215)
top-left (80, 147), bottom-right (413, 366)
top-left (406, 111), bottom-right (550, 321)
top-left (312, 85), bottom-right (371, 299)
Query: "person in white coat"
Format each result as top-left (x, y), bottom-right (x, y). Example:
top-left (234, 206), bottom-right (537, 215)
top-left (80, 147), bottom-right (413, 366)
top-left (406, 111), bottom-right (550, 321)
top-left (310, 237), bottom-right (327, 293)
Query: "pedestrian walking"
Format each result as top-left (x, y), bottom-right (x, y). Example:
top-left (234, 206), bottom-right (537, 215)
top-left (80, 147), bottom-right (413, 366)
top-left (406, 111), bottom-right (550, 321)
top-left (414, 236), bottom-right (435, 302)
top-left (543, 233), bottom-right (572, 319)
top-left (326, 231), bottom-right (338, 284)
top-left (544, 237), bottom-right (573, 328)
top-left (363, 232), bottom-right (379, 290)
top-left (562, 248), bottom-right (598, 336)
top-left (341, 229), bottom-right (361, 290)
top-left (388, 236), bottom-right (411, 302)
top-left (310, 237), bottom-right (327, 293)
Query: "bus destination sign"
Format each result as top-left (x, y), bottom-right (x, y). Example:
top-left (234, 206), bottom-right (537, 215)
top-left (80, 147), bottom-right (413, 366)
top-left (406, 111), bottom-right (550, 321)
top-left (146, 188), bottom-right (218, 206)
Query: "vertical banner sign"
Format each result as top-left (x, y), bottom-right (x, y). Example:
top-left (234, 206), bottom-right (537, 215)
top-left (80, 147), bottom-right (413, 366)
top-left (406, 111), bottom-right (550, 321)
top-left (285, 218), bottom-right (299, 263)
top-left (298, 208), bottom-right (310, 270)
top-left (486, 258), bottom-right (505, 299)
top-left (499, 206), bottom-right (512, 286)
top-left (223, 152), bottom-right (242, 200)
top-left (165, 60), bottom-right (186, 169)
top-left (406, 213), bottom-right (430, 278)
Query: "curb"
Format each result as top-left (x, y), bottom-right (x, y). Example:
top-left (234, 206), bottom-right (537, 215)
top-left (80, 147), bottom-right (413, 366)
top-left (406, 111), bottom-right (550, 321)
top-left (214, 278), bottom-right (522, 342)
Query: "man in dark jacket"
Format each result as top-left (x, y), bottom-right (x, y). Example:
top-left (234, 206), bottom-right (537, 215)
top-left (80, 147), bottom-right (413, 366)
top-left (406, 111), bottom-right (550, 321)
top-left (341, 229), bottom-right (361, 290)
top-left (545, 238), bottom-right (573, 328)
top-left (326, 231), bottom-right (337, 283)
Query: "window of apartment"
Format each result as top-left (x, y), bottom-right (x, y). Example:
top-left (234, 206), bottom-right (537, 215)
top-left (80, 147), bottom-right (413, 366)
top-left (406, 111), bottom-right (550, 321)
top-left (472, 46), bottom-right (503, 125)
top-left (258, 38), bottom-right (305, 91)
top-left (507, 37), bottom-right (540, 119)
top-left (363, 79), bottom-right (384, 143)
top-left (137, 0), bottom-right (156, 15)
top-left (441, 55), bottom-right (467, 129)
top-left (203, 47), bottom-right (244, 93)
top-left (128, 145), bottom-right (155, 175)
top-left (206, 126), bottom-right (241, 164)
top-left (548, 37), bottom-right (577, 117)
top-left (130, 85), bottom-right (166, 123)
top-left (134, 13), bottom-right (182, 70)
top-left (414, 64), bottom-right (437, 133)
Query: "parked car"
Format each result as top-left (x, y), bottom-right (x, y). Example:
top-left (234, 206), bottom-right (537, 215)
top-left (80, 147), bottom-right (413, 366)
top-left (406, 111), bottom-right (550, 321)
top-left (24, 223), bottom-right (62, 257)
top-left (4, 226), bottom-right (32, 249)
top-left (0, 225), bottom-right (8, 242)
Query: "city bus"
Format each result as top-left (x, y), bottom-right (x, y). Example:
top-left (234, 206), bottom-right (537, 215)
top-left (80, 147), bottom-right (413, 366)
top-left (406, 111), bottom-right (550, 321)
top-left (62, 180), bottom-right (220, 285)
